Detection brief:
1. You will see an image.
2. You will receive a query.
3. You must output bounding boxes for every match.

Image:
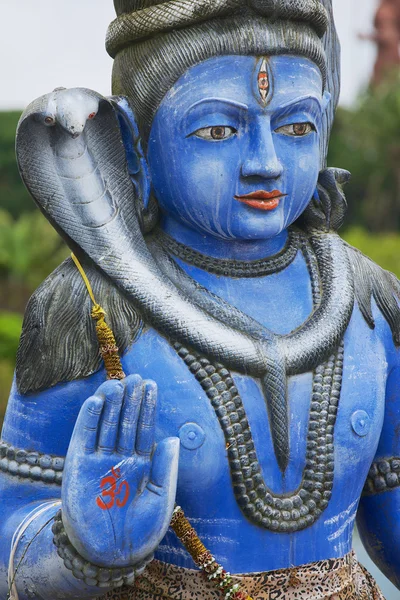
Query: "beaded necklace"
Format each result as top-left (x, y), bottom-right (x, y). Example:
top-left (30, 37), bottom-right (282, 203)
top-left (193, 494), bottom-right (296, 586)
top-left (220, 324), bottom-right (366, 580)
top-left (166, 234), bottom-right (344, 533)
top-left (156, 227), bottom-right (299, 277)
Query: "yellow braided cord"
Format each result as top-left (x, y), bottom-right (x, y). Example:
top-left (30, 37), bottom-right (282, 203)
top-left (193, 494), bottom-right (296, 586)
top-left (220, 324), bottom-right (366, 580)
top-left (71, 253), bottom-right (125, 381)
top-left (71, 253), bottom-right (97, 305)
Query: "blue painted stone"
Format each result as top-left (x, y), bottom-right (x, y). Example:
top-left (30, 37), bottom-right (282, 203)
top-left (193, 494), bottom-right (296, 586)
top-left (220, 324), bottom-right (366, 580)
top-left (351, 410), bottom-right (371, 437)
top-left (39, 455), bottom-right (53, 469)
top-left (179, 422), bottom-right (206, 450)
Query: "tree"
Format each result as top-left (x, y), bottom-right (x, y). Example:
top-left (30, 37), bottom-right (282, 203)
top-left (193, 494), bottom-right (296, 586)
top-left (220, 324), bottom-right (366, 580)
top-left (328, 71), bottom-right (400, 232)
top-left (0, 111), bottom-right (35, 218)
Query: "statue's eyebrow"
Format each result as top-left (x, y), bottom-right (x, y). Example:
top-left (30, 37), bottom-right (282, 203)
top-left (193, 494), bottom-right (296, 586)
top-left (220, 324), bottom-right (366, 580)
top-left (273, 94), bottom-right (323, 113)
top-left (185, 98), bottom-right (249, 116)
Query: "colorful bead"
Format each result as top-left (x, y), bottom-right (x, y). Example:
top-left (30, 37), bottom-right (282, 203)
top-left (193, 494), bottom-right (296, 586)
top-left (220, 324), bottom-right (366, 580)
top-left (169, 505), bottom-right (253, 600)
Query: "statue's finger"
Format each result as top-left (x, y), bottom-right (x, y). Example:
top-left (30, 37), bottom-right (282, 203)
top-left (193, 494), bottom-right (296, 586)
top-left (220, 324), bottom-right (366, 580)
top-left (117, 374), bottom-right (143, 455)
top-left (74, 396), bottom-right (104, 454)
top-left (97, 380), bottom-right (124, 453)
top-left (136, 380), bottom-right (157, 455)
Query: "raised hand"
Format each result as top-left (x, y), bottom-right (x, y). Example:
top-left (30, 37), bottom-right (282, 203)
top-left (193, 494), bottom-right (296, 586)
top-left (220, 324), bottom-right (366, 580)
top-left (62, 375), bottom-right (179, 568)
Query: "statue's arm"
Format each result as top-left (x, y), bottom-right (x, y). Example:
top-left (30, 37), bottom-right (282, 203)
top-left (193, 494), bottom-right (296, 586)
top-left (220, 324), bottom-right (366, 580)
top-left (357, 363), bottom-right (400, 589)
top-left (0, 379), bottom-right (108, 599)
top-left (0, 374), bottom-right (179, 600)
top-left (0, 493), bottom-right (106, 600)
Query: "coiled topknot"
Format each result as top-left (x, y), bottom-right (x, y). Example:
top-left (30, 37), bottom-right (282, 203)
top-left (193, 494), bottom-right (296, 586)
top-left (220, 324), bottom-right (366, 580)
top-left (108, 0), bottom-right (328, 57)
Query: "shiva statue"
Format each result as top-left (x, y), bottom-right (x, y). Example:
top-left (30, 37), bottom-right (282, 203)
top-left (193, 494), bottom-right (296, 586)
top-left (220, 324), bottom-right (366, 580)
top-left (1, 1), bottom-right (400, 598)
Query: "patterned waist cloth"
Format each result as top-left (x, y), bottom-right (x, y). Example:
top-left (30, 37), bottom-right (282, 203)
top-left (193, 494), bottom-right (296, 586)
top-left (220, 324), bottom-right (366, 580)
top-left (98, 551), bottom-right (384, 600)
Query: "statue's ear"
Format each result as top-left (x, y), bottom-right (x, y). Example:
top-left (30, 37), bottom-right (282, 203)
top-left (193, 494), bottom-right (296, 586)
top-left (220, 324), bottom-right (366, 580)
top-left (322, 90), bottom-right (331, 112)
top-left (111, 96), bottom-right (151, 210)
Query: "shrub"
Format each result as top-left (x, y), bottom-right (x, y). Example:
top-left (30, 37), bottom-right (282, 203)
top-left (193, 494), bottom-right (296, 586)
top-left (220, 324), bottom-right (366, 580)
top-left (342, 227), bottom-right (400, 278)
top-left (0, 312), bottom-right (22, 362)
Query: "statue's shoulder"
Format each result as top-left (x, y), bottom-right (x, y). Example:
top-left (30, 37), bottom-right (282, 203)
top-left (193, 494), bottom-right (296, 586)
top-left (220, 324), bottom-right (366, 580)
top-left (344, 240), bottom-right (400, 345)
top-left (16, 257), bottom-right (143, 395)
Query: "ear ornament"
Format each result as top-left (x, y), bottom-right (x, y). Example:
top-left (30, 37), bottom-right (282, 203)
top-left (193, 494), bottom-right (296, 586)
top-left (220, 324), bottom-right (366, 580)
top-left (302, 168), bottom-right (351, 232)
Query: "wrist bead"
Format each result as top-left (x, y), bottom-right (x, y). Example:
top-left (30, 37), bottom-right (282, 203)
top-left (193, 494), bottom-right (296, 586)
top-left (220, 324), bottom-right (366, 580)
top-left (52, 510), bottom-right (153, 588)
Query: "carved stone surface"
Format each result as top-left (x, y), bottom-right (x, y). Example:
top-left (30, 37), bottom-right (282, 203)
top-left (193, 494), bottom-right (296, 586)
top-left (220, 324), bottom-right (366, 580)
top-left (0, 441), bottom-right (64, 484)
top-left (363, 458), bottom-right (400, 496)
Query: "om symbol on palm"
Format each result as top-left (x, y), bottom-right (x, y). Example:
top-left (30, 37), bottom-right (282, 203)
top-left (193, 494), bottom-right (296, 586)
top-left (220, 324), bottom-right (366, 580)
top-left (96, 465), bottom-right (130, 510)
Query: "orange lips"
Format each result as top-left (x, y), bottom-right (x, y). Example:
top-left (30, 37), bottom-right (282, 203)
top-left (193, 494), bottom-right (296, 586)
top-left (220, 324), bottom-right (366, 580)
top-left (234, 190), bottom-right (287, 211)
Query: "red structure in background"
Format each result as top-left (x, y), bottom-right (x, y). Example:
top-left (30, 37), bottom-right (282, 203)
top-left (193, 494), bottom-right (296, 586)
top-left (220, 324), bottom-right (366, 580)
top-left (361, 0), bottom-right (400, 84)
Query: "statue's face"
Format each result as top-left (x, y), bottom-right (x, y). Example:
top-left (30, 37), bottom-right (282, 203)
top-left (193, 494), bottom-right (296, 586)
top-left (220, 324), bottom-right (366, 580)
top-left (147, 55), bottom-right (328, 240)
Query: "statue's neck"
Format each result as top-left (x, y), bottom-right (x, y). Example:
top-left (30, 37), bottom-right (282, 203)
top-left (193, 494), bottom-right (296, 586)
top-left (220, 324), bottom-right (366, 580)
top-left (160, 215), bottom-right (289, 261)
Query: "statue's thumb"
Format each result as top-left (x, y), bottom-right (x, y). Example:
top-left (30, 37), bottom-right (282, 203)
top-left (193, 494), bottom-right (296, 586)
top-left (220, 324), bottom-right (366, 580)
top-left (147, 437), bottom-right (180, 494)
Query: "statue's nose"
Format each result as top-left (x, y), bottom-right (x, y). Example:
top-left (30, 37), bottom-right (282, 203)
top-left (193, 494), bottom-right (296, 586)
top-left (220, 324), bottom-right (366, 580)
top-left (241, 120), bottom-right (283, 180)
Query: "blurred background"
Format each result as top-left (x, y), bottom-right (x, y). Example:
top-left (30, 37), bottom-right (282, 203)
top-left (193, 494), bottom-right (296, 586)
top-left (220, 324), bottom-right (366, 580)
top-left (0, 0), bottom-right (399, 596)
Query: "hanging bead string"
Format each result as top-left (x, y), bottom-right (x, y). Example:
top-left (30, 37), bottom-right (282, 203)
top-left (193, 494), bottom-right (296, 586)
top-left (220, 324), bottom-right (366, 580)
top-left (171, 506), bottom-right (252, 600)
top-left (72, 254), bottom-right (253, 600)
top-left (71, 253), bottom-right (125, 380)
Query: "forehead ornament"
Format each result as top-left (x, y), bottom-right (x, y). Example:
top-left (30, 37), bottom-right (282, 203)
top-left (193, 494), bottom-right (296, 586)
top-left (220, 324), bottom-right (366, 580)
top-left (258, 58), bottom-right (269, 103)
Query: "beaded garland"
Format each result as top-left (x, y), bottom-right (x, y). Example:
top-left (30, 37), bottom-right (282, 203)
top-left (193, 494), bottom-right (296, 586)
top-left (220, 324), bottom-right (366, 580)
top-left (363, 457), bottom-right (400, 496)
top-left (156, 227), bottom-right (299, 278)
top-left (173, 342), bottom-right (344, 532)
top-left (170, 506), bottom-right (252, 600)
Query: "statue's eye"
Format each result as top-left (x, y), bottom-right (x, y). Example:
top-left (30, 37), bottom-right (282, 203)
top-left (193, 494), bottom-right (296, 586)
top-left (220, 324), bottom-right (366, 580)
top-left (192, 126), bottom-right (237, 141)
top-left (275, 122), bottom-right (315, 137)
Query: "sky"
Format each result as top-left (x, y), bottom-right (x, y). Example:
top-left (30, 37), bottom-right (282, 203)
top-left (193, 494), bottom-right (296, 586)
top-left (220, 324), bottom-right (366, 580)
top-left (0, 0), bottom-right (378, 111)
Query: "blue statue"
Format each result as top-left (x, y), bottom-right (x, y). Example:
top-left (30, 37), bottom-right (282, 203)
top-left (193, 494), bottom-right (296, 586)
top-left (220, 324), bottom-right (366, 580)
top-left (0, 1), bottom-right (399, 598)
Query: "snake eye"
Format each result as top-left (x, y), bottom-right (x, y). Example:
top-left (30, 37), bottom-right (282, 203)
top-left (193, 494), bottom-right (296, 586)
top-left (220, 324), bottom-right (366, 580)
top-left (88, 112), bottom-right (97, 120)
top-left (44, 116), bottom-right (55, 126)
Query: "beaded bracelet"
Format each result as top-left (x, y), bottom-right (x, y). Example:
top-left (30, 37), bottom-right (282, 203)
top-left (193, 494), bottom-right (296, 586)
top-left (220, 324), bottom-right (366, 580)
top-left (52, 510), bottom-right (153, 588)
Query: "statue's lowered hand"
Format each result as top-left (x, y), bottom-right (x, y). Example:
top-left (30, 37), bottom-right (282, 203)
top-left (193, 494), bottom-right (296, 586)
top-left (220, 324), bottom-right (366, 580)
top-left (61, 376), bottom-right (180, 567)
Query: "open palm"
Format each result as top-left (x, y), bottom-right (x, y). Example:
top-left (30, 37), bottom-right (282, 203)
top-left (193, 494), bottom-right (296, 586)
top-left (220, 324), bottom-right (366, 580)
top-left (62, 375), bottom-right (179, 567)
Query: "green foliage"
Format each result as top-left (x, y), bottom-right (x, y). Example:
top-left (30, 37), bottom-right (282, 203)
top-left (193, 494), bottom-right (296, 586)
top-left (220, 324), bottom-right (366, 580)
top-left (328, 73), bottom-right (400, 232)
top-left (0, 312), bottom-right (23, 361)
top-left (342, 227), bottom-right (400, 278)
top-left (0, 210), bottom-right (68, 314)
top-left (0, 209), bottom-right (68, 289)
top-left (0, 359), bottom-right (14, 428)
top-left (0, 112), bottom-right (33, 218)
top-left (0, 312), bottom-right (22, 428)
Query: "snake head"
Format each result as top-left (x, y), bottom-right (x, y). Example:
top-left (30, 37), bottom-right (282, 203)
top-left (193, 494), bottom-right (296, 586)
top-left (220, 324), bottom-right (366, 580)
top-left (42, 88), bottom-right (100, 138)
